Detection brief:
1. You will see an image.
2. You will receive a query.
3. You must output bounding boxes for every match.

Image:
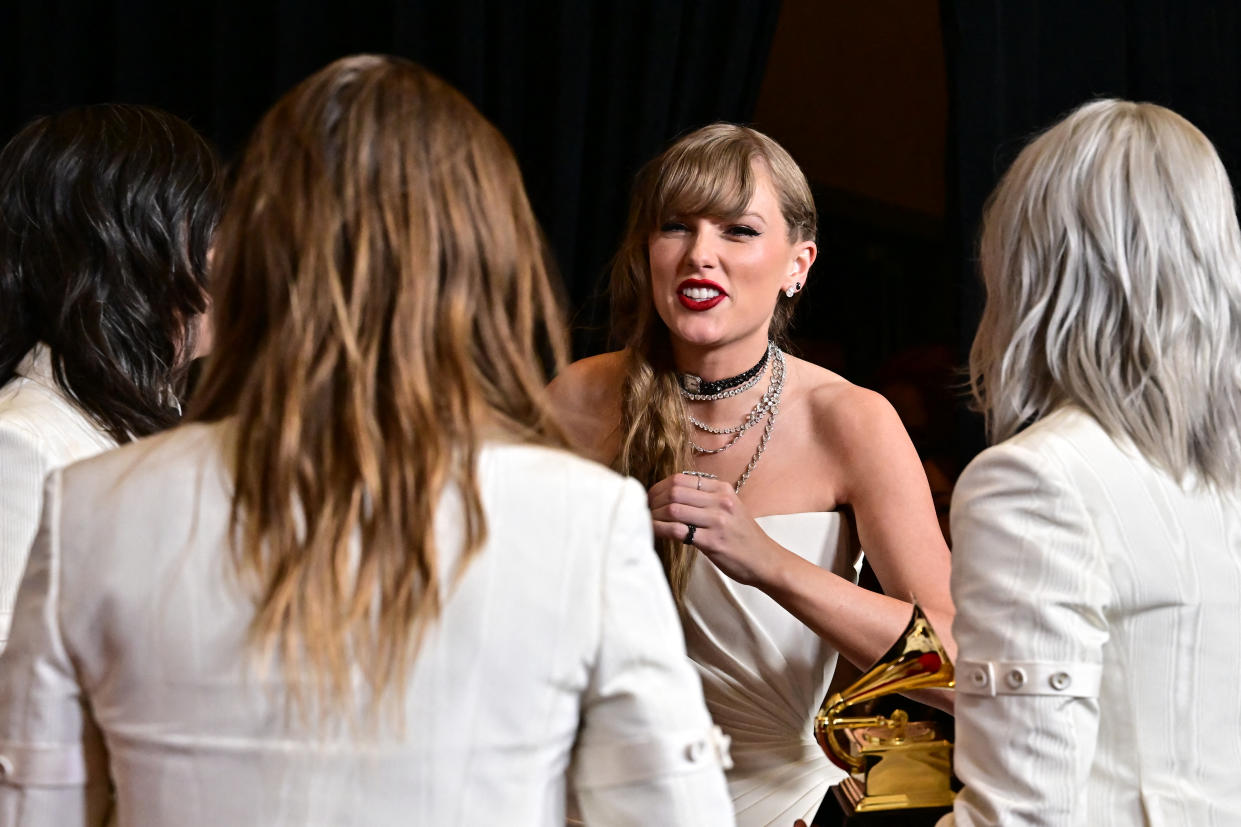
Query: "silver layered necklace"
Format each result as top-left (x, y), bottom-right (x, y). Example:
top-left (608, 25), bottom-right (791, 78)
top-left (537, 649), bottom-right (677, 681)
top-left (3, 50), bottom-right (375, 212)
top-left (678, 343), bottom-right (785, 494)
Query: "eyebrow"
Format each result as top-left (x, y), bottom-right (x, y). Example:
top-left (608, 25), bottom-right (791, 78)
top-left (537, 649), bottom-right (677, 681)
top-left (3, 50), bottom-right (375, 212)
top-left (661, 210), bottom-right (769, 223)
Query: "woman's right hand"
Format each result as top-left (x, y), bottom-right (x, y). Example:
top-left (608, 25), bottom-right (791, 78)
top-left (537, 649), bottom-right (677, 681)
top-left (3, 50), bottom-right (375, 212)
top-left (647, 472), bottom-right (789, 588)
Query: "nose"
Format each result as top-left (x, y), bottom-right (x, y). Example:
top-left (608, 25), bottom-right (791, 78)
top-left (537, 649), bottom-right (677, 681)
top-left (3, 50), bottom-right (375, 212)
top-left (684, 228), bottom-right (717, 271)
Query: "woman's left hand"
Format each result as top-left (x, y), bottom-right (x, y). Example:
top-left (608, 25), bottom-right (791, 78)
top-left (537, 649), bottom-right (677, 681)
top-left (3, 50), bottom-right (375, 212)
top-left (648, 472), bottom-right (785, 587)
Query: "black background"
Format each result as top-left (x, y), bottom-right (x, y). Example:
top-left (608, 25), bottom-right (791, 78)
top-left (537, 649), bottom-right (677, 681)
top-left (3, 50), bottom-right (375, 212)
top-left (4, 0), bottom-right (1239, 472)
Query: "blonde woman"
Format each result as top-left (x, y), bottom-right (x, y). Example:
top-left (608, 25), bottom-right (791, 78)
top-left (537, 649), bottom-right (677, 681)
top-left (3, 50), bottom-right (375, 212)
top-left (0, 56), bottom-right (733, 826)
top-left (551, 124), bottom-right (955, 826)
top-left (943, 100), bottom-right (1241, 826)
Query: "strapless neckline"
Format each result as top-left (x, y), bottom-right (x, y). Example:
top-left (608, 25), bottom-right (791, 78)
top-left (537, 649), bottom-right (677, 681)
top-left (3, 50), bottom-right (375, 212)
top-left (753, 510), bottom-right (842, 524)
top-left (754, 510), bottom-right (835, 519)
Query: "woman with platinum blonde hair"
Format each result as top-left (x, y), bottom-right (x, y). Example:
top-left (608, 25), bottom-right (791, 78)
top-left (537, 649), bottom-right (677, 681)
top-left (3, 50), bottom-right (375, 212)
top-left (552, 123), bottom-right (955, 826)
top-left (943, 99), bottom-right (1241, 826)
top-left (0, 55), bottom-right (733, 826)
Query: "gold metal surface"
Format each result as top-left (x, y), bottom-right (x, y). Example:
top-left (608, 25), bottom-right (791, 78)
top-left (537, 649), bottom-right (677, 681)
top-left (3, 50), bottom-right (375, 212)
top-left (814, 603), bottom-right (956, 815)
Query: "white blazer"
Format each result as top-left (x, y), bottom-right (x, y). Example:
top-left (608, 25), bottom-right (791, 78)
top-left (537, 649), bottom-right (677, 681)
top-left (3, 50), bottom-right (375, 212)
top-left (0, 421), bottom-right (735, 826)
top-left (0, 346), bottom-right (114, 648)
top-left (941, 407), bottom-right (1241, 827)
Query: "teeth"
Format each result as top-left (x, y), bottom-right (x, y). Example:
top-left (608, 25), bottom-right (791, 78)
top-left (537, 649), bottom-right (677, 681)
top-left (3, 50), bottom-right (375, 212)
top-left (681, 286), bottom-right (721, 300)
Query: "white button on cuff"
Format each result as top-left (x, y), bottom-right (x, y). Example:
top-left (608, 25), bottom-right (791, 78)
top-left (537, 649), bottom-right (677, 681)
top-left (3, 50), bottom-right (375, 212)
top-left (684, 739), bottom-right (706, 763)
top-left (956, 660), bottom-right (1102, 697)
top-left (709, 725), bottom-right (734, 771)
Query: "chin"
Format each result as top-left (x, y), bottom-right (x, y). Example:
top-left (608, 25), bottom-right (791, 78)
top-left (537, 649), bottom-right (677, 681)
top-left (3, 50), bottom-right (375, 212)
top-left (664, 317), bottom-right (728, 348)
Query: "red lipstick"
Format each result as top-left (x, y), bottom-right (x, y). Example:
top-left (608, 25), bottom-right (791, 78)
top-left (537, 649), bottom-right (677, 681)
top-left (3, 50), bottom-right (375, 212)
top-left (677, 278), bottom-right (727, 311)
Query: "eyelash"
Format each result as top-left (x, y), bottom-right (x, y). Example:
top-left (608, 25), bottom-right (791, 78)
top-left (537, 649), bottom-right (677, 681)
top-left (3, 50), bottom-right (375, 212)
top-left (658, 221), bottom-right (761, 238)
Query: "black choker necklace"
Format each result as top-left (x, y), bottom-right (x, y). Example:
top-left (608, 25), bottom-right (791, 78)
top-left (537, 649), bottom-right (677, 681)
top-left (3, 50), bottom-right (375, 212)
top-left (677, 344), bottom-right (771, 396)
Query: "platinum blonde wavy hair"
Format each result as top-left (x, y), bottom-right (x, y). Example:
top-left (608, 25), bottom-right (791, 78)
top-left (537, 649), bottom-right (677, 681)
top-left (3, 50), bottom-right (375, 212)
top-left (971, 98), bottom-right (1241, 488)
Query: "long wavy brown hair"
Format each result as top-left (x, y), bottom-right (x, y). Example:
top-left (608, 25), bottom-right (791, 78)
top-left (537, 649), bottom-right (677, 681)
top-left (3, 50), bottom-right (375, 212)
top-left (190, 55), bottom-right (568, 720)
top-left (610, 123), bottom-right (816, 598)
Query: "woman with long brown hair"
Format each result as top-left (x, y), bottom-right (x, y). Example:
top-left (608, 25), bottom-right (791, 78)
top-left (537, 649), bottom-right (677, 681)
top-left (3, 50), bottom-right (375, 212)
top-left (0, 56), bottom-right (733, 826)
top-left (551, 123), bottom-right (955, 826)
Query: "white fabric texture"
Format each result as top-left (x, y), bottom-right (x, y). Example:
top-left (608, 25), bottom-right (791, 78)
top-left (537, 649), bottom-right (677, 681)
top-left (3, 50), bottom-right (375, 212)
top-left (683, 511), bottom-right (861, 826)
top-left (0, 346), bottom-right (115, 649)
top-left (941, 406), bottom-right (1241, 827)
top-left (0, 422), bottom-right (735, 826)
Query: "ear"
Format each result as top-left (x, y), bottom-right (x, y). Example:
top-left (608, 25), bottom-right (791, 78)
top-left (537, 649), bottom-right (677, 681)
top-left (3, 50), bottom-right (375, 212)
top-left (783, 240), bottom-right (817, 294)
top-left (191, 294), bottom-right (215, 360)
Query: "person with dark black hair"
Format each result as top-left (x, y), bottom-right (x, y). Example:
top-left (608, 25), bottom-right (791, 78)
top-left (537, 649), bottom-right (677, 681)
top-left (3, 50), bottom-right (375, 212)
top-left (0, 104), bottom-right (222, 648)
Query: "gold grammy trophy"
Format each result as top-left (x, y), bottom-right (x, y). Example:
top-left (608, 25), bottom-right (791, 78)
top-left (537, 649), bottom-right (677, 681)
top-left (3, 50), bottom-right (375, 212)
top-left (814, 603), bottom-right (955, 818)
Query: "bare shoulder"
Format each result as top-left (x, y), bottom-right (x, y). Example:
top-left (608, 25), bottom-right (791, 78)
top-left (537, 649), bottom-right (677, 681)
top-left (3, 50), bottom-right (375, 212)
top-left (547, 350), bottom-right (627, 413)
top-left (789, 355), bottom-right (911, 460)
top-left (547, 350), bottom-right (627, 465)
top-left (783, 354), bottom-right (938, 529)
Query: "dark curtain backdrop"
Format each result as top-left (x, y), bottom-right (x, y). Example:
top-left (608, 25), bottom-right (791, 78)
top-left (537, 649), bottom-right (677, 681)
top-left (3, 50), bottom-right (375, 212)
top-left (0, 0), bottom-right (782, 356)
top-left (942, 0), bottom-right (1241, 461)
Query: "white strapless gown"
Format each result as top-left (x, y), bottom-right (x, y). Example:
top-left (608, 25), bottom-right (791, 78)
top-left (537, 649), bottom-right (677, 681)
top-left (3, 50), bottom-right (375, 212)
top-left (683, 512), bottom-right (862, 827)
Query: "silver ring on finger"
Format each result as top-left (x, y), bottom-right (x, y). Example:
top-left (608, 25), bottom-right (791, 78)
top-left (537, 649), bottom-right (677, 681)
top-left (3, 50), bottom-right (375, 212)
top-left (680, 470), bottom-right (718, 491)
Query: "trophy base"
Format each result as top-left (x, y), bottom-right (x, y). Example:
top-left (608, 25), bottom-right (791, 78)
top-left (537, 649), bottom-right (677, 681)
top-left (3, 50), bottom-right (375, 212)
top-left (811, 778), bottom-right (951, 826)
top-left (830, 725), bottom-right (955, 815)
top-left (834, 775), bottom-right (954, 813)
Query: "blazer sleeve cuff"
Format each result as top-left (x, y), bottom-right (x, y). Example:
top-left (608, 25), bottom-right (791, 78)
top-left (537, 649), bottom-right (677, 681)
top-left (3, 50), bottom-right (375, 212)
top-left (0, 740), bottom-right (88, 787)
top-left (956, 659), bottom-right (1102, 698)
top-left (573, 725), bottom-right (733, 790)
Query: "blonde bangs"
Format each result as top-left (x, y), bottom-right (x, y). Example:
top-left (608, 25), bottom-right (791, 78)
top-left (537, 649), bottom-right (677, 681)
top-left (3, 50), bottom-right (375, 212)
top-left (647, 141), bottom-right (757, 228)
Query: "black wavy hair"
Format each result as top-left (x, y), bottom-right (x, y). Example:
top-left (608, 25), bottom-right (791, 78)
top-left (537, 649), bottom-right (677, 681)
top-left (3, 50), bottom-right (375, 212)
top-left (0, 103), bottom-right (223, 442)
